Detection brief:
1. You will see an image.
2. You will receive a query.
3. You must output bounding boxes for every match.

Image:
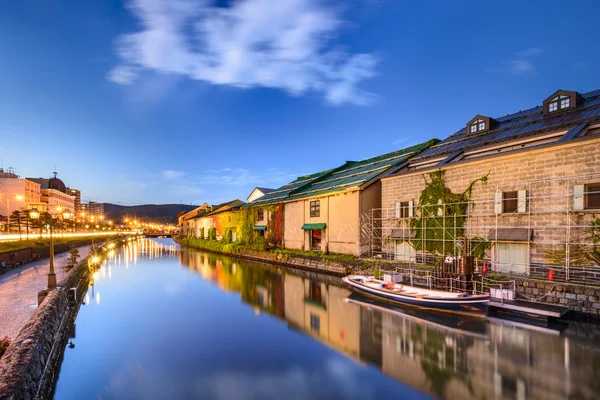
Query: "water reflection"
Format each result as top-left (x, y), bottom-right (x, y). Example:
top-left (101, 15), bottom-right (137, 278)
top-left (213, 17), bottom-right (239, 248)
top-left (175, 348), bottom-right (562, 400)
top-left (179, 245), bottom-right (600, 400)
top-left (56, 240), bottom-right (600, 400)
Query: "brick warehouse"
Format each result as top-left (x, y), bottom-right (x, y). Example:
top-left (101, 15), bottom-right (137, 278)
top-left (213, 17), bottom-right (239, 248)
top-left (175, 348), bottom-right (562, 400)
top-left (376, 89), bottom-right (600, 283)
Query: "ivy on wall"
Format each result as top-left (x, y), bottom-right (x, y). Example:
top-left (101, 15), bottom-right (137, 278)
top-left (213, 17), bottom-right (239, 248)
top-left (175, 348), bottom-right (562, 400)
top-left (205, 204), bottom-right (284, 247)
top-left (409, 170), bottom-right (490, 258)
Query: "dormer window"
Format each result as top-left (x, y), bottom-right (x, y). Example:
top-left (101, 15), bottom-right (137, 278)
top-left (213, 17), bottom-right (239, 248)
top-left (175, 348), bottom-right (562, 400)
top-left (548, 95), bottom-right (570, 113)
top-left (467, 115), bottom-right (496, 134)
top-left (543, 90), bottom-right (582, 115)
top-left (470, 119), bottom-right (486, 133)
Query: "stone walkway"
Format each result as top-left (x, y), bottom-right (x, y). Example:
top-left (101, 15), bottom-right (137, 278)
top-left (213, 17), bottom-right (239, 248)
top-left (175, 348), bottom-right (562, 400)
top-left (0, 246), bottom-right (91, 339)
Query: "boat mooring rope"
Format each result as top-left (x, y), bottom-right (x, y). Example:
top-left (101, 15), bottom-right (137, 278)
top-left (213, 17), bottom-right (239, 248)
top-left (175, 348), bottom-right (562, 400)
top-left (514, 284), bottom-right (556, 302)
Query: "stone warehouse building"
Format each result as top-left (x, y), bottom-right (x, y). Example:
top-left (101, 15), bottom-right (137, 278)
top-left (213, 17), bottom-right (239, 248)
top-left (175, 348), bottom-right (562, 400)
top-left (191, 199), bottom-right (246, 240)
top-left (249, 139), bottom-right (439, 255)
top-left (378, 88), bottom-right (600, 282)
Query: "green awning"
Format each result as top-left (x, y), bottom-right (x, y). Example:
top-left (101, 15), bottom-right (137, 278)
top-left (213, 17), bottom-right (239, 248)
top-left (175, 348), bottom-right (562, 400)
top-left (253, 225), bottom-right (267, 231)
top-left (301, 223), bottom-right (326, 230)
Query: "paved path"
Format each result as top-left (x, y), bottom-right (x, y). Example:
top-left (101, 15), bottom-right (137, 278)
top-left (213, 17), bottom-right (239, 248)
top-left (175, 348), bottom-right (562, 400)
top-left (0, 246), bottom-right (91, 339)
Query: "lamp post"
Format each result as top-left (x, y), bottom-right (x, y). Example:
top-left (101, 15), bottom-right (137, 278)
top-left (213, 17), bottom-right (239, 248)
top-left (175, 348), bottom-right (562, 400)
top-left (90, 215), bottom-right (96, 250)
top-left (30, 208), bottom-right (71, 289)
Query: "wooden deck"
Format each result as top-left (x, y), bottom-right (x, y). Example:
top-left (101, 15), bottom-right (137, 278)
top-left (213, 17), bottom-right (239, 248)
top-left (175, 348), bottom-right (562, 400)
top-left (489, 298), bottom-right (569, 318)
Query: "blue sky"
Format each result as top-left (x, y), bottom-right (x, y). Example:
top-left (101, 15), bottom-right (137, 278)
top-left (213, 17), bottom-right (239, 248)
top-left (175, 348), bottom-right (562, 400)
top-left (1, 0), bottom-right (599, 206)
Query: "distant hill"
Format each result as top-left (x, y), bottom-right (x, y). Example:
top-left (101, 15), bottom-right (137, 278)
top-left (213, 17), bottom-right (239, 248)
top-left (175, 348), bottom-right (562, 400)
top-left (102, 203), bottom-right (198, 224)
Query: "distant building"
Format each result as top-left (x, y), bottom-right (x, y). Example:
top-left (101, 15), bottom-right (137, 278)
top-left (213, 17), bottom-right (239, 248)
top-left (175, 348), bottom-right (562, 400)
top-left (191, 200), bottom-right (246, 240)
top-left (247, 187), bottom-right (275, 203)
top-left (0, 168), bottom-right (41, 216)
top-left (67, 188), bottom-right (81, 213)
top-left (80, 201), bottom-right (104, 216)
top-left (178, 203), bottom-right (211, 237)
top-left (41, 189), bottom-right (75, 216)
top-left (26, 172), bottom-right (76, 215)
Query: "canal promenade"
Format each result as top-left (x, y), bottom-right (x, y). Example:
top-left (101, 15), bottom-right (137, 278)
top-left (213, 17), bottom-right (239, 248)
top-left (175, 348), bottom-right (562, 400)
top-left (0, 245), bottom-right (91, 339)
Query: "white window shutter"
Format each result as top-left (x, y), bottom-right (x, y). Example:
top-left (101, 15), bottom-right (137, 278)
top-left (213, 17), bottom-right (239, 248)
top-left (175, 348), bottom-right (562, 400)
top-left (395, 202), bottom-right (400, 218)
top-left (408, 200), bottom-right (414, 218)
top-left (437, 199), bottom-right (443, 216)
top-left (517, 190), bottom-right (527, 213)
top-left (494, 192), bottom-right (503, 214)
top-left (573, 185), bottom-right (585, 210)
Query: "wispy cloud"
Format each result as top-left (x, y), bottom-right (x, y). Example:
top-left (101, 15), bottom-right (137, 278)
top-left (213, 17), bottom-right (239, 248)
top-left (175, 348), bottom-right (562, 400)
top-left (161, 169), bottom-right (185, 180)
top-left (484, 47), bottom-right (542, 75)
top-left (507, 60), bottom-right (534, 74)
top-left (516, 47), bottom-right (544, 57)
top-left (181, 168), bottom-right (296, 187)
top-left (107, 0), bottom-right (378, 106)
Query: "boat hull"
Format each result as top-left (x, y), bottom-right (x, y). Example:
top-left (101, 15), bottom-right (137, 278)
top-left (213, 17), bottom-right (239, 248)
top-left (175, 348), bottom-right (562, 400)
top-left (343, 277), bottom-right (489, 317)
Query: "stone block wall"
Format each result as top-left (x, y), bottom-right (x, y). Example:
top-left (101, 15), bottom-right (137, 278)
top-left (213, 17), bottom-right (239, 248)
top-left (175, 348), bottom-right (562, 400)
top-left (381, 138), bottom-right (600, 266)
top-left (514, 278), bottom-right (600, 316)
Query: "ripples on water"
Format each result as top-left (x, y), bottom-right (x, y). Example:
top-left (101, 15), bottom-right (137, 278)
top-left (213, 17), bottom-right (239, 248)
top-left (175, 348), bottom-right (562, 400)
top-left (53, 239), bottom-right (600, 400)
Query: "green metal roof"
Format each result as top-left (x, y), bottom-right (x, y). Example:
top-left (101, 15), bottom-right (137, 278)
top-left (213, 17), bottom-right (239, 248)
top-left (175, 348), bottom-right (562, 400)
top-left (247, 139), bottom-right (437, 206)
top-left (253, 225), bottom-right (267, 231)
top-left (301, 223), bottom-right (326, 230)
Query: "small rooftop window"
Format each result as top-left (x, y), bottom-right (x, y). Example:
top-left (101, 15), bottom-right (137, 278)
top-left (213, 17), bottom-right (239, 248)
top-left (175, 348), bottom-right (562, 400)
top-left (543, 90), bottom-right (582, 115)
top-left (467, 115), bottom-right (495, 134)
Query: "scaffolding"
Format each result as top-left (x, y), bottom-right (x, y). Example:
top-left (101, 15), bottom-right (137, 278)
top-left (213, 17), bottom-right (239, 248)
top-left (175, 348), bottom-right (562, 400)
top-left (363, 173), bottom-right (600, 286)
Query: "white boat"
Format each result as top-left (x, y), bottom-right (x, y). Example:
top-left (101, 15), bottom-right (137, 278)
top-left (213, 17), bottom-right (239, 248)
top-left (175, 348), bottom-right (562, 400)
top-left (342, 275), bottom-right (489, 316)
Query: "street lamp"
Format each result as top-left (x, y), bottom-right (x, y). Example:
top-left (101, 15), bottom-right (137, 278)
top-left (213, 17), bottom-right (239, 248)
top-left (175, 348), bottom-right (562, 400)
top-left (29, 208), bottom-right (71, 289)
top-left (89, 215), bottom-right (96, 250)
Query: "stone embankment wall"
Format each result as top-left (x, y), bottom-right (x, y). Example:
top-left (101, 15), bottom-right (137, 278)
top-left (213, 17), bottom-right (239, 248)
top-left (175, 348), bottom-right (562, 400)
top-left (514, 278), bottom-right (600, 316)
top-left (0, 240), bottom-right (122, 400)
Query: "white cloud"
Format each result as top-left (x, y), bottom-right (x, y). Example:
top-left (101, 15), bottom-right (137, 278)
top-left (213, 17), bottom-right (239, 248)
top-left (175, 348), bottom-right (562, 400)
top-left (507, 60), bottom-right (534, 74)
top-left (516, 47), bottom-right (544, 57)
top-left (107, 0), bottom-right (378, 105)
top-left (184, 168), bottom-right (296, 187)
top-left (107, 65), bottom-right (139, 84)
top-left (484, 60), bottom-right (535, 75)
top-left (161, 169), bottom-right (186, 180)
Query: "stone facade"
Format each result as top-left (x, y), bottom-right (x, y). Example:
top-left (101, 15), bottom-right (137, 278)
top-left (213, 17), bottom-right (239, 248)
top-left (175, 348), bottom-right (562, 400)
top-left (514, 278), bottom-right (600, 316)
top-left (380, 137), bottom-right (600, 274)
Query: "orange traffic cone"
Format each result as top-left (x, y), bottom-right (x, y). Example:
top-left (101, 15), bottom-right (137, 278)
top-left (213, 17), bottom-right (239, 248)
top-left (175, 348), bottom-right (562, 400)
top-left (547, 268), bottom-right (555, 281)
top-left (482, 261), bottom-right (488, 273)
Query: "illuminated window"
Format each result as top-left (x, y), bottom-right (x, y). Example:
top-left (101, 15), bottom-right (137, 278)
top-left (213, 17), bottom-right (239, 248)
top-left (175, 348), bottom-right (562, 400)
top-left (548, 95), bottom-right (572, 113)
top-left (469, 119), bottom-right (486, 133)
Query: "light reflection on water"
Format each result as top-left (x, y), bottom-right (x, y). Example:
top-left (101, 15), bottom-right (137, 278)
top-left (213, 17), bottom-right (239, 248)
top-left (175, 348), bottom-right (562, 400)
top-left (53, 239), bottom-right (600, 400)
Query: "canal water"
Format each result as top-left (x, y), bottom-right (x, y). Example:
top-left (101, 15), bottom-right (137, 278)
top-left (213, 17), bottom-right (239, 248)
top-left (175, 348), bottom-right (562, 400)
top-left (53, 239), bottom-right (600, 400)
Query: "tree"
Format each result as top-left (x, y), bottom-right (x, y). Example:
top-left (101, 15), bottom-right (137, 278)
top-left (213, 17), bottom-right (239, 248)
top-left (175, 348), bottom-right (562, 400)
top-left (9, 211), bottom-right (23, 240)
top-left (29, 212), bottom-right (60, 238)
